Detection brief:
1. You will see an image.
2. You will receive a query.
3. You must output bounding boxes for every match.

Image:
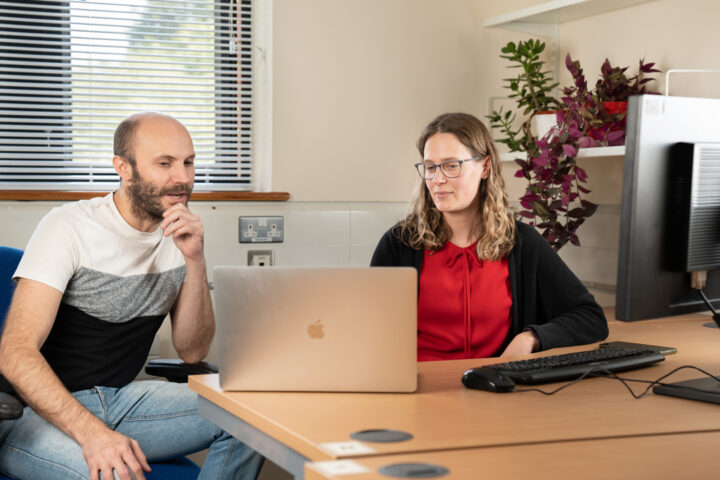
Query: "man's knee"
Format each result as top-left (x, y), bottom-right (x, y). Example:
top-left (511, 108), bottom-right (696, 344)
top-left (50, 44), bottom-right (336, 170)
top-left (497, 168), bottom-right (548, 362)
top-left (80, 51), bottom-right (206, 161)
top-left (0, 411), bottom-right (89, 479)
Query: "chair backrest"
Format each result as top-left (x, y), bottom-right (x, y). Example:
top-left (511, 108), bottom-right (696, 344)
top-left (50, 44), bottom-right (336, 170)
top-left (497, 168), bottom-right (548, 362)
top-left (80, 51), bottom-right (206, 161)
top-left (0, 246), bottom-right (23, 330)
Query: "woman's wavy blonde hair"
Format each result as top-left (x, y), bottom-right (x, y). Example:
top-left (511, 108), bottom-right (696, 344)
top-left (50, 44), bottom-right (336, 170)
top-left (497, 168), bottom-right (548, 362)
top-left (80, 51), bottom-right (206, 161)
top-left (397, 112), bottom-right (515, 261)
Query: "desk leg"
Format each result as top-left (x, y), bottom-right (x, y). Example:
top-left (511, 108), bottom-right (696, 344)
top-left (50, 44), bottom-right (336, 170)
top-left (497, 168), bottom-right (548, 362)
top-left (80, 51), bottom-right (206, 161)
top-left (198, 397), bottom-right (309, 480)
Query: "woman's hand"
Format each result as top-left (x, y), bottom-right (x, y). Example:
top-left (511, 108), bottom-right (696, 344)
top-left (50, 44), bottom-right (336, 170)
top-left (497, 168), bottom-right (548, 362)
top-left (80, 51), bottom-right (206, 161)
top-left (499, 330), bottom-right (540, 358)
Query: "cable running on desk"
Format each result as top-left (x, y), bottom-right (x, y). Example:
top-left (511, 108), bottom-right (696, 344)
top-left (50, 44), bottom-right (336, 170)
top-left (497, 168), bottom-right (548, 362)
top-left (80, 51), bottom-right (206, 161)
top-left (517, 365), bottom-right (720, 399)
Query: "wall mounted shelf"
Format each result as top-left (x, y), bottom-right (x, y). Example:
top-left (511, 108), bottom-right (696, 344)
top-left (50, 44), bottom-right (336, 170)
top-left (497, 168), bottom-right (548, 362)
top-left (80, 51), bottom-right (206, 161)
top-left (577, 145), bottom-right (625, 158)
top-left (482, 0), bottom-right (655, 37)
top-left (500, 145), bottom-right (625, 163)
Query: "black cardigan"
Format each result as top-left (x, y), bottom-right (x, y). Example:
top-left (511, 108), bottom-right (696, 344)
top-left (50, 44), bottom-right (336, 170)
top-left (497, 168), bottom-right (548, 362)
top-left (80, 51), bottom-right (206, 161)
top-left (370, 221), bottom-right (608, 355)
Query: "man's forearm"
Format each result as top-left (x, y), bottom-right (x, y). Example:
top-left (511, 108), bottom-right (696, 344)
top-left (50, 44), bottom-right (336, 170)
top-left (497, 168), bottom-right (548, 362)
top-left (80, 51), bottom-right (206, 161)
top-left (1, 344), bottom-right (108, 445)
top-left (170, 256), bottom-right (215, 363)
top-left (0, 279), bottom-right (110, 447)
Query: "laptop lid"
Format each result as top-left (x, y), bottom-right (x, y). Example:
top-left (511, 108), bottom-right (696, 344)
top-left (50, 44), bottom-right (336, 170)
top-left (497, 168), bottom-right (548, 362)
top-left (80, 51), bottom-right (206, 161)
top-left (214, 266), bottom-right (417, 393)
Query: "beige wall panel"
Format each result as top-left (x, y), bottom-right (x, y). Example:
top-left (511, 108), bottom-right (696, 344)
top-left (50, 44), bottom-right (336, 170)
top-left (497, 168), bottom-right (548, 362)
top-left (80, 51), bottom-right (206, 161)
top-left (272, 0), bottom-right (505, 201)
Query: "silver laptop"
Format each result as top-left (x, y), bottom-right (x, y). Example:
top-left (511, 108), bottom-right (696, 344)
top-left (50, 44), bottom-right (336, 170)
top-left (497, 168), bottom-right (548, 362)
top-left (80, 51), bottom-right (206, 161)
top-left (213, 266), bottom-right (417, 393)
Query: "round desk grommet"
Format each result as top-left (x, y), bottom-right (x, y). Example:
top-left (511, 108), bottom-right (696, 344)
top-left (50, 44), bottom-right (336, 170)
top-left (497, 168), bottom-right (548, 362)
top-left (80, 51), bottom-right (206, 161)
top-left (378, 462), bottom-right (450, 478)
top-left (350, 429), bottom-right (413, 443)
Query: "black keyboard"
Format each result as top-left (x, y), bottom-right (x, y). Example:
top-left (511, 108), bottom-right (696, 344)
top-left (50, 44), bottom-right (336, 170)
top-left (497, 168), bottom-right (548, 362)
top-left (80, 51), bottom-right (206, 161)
top-left (486, 347), bottom-right (666, 385)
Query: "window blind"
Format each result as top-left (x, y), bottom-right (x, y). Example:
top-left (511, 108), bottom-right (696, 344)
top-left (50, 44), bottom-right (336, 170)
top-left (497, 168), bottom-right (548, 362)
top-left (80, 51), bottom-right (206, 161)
top-left (0, 0), bottom-right (252, 191)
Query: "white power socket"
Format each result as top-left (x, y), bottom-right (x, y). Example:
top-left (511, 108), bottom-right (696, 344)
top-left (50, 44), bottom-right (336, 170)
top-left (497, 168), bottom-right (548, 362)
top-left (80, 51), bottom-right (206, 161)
top-left (248, 250), bottom-right (274, 266)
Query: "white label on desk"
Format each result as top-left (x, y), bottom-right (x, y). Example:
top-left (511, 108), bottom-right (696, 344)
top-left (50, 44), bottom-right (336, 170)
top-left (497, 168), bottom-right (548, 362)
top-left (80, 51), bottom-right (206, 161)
top-left (320, 441), bottom-right (376, 456)
top-left (312, 460), bottom-right (371, 476)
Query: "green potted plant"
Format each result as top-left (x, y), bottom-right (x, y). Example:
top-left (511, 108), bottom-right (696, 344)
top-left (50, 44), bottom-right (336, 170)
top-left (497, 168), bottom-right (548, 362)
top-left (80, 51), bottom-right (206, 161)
top-left (487, 39), bottom-right (560, 162)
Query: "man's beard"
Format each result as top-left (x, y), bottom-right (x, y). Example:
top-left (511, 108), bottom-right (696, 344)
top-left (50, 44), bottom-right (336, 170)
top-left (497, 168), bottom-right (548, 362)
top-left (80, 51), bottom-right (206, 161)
top-left (126, 167), bottom-right (192, 222)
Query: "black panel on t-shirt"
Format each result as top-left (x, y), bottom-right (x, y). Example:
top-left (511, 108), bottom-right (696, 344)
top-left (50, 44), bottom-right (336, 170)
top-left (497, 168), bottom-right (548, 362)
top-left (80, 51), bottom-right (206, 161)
top-left (40, 303), bottom-right (165, 393)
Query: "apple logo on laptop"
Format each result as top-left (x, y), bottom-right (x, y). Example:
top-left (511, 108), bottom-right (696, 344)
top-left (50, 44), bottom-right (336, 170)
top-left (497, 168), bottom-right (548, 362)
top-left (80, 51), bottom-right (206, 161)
top-left (307, 319), bottom-right (325, 339)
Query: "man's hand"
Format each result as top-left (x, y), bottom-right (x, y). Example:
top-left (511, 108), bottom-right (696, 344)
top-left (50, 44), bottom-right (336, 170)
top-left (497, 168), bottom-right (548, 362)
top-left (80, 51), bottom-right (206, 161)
top-left (82, 428), bottom-right (151, 480)
top-left (163, 202), bottom-right (214, 363)
top-left (161, 203), bottom-right (204, 261)
top-left (499, 330), bottom-right (540, 358)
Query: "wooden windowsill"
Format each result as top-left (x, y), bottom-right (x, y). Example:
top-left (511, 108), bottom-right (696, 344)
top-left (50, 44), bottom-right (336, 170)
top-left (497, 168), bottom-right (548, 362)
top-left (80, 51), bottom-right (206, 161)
top-left (0, 190), bottom-right (290, 202)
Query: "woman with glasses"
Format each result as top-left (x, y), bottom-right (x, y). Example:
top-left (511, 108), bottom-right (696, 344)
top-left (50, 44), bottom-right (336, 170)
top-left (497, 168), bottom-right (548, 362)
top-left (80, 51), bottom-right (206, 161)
top-left (371, 112), bottom-right (608, 360)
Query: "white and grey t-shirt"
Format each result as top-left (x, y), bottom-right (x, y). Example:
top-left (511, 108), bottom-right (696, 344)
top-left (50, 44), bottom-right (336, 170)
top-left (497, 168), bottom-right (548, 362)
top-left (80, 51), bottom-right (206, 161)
top-left (14, 193), bottom-right (185, 392)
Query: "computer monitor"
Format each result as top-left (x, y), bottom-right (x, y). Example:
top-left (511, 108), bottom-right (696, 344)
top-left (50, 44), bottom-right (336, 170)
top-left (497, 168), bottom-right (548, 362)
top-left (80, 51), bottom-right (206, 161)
top-left (617, 95), bottom-right (720, 403)
top-left (616, 94), bottom-right (720, 322)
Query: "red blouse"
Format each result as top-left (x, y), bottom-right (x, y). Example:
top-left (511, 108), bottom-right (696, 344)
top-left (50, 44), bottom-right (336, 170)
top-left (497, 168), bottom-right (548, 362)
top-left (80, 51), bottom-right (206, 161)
top-left (417, 242), bottom-right (512, 361)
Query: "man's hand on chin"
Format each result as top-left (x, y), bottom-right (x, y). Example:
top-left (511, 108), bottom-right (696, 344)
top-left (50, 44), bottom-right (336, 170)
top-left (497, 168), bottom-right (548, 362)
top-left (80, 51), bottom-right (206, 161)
top-left (160, 203), bottom-right (204, 261)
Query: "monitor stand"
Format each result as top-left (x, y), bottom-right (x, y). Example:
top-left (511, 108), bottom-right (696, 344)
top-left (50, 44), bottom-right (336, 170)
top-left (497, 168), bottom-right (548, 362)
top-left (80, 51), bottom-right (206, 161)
top-left (653, 377), bottom-right (720, 404)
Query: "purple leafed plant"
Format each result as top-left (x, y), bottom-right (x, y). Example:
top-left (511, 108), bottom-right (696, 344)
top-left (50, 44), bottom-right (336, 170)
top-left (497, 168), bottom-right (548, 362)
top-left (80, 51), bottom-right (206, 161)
top-left (562, 55), bottom-right (661, 147)
top-left (514, 118), bottom-right (597, 249)
top-left (513, 54), bottom-right (660, 250)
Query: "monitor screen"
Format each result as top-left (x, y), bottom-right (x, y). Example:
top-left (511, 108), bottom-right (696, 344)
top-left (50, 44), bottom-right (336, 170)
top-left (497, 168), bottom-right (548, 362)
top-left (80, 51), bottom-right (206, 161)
top-left (616, 95), bottom-right (720, 321)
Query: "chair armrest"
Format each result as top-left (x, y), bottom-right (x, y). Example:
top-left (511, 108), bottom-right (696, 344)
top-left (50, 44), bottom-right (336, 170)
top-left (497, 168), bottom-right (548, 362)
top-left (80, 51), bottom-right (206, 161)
top-left (0, 391), bottom-right (23, 420)
top-left (145, 358), bottom-right (218, 383)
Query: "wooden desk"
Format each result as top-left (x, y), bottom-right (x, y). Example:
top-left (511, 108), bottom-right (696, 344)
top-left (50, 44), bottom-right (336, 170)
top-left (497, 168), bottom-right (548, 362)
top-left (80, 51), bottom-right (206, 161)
top-left (305, 431), bottom-right (720, 479)
top-left (189, 314), bottom-right (720, 479)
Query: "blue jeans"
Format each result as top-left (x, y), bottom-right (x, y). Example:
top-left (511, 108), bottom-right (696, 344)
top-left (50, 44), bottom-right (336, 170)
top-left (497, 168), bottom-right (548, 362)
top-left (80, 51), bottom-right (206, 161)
top-left (0, 381), bottom-right (263, 480)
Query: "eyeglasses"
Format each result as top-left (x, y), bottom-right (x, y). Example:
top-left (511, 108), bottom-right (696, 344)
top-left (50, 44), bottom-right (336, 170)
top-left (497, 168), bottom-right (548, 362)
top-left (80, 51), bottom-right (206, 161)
top-left (414, 157), bottom-right (481, 180)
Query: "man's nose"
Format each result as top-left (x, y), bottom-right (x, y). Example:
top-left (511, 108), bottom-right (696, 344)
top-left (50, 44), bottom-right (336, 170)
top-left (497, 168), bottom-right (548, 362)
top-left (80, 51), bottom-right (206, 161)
top-left (172, 163), bottom-right (191, 184)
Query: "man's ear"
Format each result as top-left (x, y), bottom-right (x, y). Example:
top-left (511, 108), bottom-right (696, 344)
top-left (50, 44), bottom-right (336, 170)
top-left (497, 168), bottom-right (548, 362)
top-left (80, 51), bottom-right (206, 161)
top-left (113, 155), bottom-right (133, 182)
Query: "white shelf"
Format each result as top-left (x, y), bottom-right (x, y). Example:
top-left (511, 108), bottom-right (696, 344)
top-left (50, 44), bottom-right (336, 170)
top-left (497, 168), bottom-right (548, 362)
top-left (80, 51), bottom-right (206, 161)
top-left (499, 145), bottom-right (625, 163)
top-left (577, 145), bottom-right (625, 158)
top-left (482, 0), bottom-right (655, 36)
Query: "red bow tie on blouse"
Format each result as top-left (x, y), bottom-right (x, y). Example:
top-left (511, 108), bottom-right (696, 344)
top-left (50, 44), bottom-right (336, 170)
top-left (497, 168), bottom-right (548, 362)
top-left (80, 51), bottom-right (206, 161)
top-left (441, 243), bottom-right (484, 269)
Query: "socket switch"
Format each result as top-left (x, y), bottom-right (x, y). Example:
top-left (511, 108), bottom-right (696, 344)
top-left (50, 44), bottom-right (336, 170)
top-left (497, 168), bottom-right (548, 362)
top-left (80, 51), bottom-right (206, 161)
top-left (239, 216), bottom-right (284, 243)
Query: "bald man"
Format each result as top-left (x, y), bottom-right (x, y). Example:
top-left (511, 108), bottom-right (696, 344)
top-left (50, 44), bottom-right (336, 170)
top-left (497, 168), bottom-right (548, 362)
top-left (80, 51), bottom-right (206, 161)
top-left (0, 113), bottom-right (262, 480)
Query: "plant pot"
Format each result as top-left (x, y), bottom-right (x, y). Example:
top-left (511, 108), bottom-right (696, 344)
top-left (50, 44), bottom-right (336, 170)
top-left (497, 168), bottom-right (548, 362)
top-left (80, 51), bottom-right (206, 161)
top-left (533, 111), bottom-right (557, 139)
top-left (587, 101), bottom-right (629, 145)
top-left (603, 101), bottom-right (628, 116)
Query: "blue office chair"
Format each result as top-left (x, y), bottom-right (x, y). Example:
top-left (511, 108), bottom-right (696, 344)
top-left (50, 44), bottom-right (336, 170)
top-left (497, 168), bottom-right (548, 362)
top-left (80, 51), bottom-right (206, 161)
top-left (0, 246), bottom-right (201, 479)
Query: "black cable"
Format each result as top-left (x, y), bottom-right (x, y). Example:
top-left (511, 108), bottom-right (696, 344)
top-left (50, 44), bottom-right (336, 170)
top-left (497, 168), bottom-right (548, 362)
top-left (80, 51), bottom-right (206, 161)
top-left (514, 365), bottom-right (720, 399)
top-left (698, 289), bottom-right (720, 327)
top-left (592, 366), bottom-right (718, 399)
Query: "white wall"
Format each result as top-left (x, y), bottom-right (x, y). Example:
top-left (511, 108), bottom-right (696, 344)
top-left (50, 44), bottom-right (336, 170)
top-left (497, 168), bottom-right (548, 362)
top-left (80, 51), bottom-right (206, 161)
top-left (556, 0), bottom-right (720, 100)
top-left (271, 0), bottom-right (487, 201)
